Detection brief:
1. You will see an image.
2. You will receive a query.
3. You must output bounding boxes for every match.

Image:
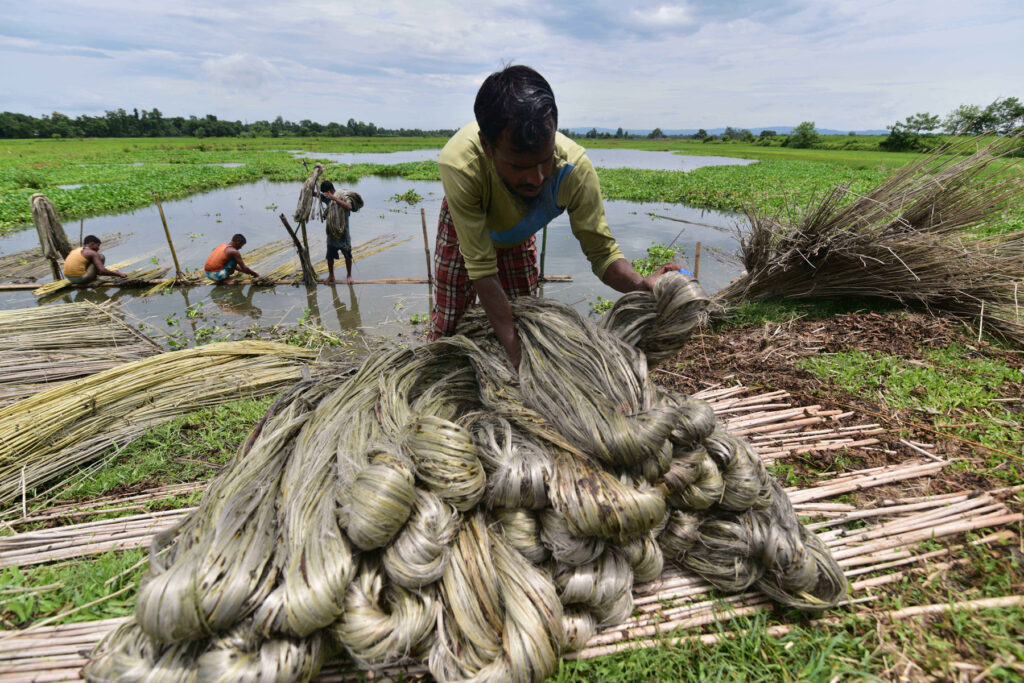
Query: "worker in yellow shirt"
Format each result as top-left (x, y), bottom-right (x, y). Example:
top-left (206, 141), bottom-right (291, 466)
top-left (429, 65), bottom-right (679, 368)
top-left (63, 235), bottom-right (127, 284)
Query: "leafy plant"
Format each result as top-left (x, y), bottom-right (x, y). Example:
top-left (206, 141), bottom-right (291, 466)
top-left (388, 188), bottom-right (423, 205)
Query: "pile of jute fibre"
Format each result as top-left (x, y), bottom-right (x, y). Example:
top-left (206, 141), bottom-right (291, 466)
top-left (86, 273), bottom-right (846, 682)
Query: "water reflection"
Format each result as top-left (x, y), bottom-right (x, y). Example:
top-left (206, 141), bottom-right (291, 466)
top-left (210, 284), bottom-right (263, 318)
top-left (330, 284), bottom-right (362, 331)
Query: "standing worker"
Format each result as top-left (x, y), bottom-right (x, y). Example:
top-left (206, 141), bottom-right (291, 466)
top-left (320, 181), bottom-right (358, 284)
top-left (429, 64), bottom-right (680, 367)
top-left (63, 235), bottom-right (127, 284)
top-left (204, 234), bottom-right (259, 284)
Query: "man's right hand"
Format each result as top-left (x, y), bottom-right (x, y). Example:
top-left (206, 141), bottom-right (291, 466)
top-left (499, 328), bottom-right (522, 370)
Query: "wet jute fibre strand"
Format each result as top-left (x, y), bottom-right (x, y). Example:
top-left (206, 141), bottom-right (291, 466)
top-left (86, 273), bottom-right (847, 682)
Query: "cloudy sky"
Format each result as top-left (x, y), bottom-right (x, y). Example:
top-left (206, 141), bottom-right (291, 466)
top-left (2, 0), bottom-right (1022, 131)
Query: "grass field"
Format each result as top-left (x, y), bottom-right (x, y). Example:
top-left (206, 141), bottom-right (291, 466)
top-left (0, 134), bottom-right (980, 234)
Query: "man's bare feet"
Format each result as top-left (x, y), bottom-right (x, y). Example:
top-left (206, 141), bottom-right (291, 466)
top-left (346, 276), bottom-right (354, 284)
top-left (326, 275), bottom-right (336, 285)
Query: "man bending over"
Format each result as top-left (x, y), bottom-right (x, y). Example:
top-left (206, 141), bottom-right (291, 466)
top-left (204, 234), bottom-right (258, 284)
top-left (63, 235), bottom-right (127, 284)
top-left (429, 64), bottom-right (679, 367)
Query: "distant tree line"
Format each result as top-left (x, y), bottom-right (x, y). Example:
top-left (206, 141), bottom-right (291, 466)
top-left (0, 108), bottom-right (457, 139)
top-left (882, 97), bottom-right (1024, 151)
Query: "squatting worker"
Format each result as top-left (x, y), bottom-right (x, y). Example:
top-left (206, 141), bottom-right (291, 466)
top-left (320, 180), bottom-right (355, 284)
top-left (63, 235), bottom-right (127, 284)
top-left (429, 65), bottom-right (680, 367)
top-left (204, 234), bottom-right (259, 283)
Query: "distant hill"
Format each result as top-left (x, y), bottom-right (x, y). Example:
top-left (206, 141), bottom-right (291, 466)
top-left (567, 126), bottom-right (889, 137)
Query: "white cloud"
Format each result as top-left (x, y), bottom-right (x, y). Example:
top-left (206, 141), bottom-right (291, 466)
top-left (0, 0), bottom-right (1022, 130)
top-left (202, 53), bottom-right (280, 92)
top-left (631, 4), bottom-right (693, 27)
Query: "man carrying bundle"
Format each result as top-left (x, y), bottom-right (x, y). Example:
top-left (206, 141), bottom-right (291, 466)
top-left (429, 64), bottom-right (679, 367)
top-left (320, 180), bottom-right (359, 285)
top-left (63, 235), bottom-right (127, 284)
top-left (204, 234), bottom-right (259, 284)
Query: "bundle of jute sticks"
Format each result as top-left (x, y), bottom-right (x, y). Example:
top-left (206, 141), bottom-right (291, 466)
top-left (715, 136), bottom-right (1024, 343)
top-left (86, 273), bottom-right (846, 682)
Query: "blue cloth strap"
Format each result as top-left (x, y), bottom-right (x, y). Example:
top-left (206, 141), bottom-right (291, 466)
top-left (488, 163), bottom-right (575, 245)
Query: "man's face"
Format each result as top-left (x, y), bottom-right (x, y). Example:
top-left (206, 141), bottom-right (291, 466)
top-left (481, 126), bottom-right (556, 200)
top-left (85, 241), bottom-right (101, 251)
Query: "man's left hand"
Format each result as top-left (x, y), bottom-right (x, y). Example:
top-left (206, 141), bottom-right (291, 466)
top-left (641, 262), bottom-right (685, 291)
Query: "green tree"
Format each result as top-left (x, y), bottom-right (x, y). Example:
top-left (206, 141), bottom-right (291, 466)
top-left (759, 129), bottom-right (777, 138)
top-left (584, 128), bottom-right (598, 139)
top-left (785, 121), bottom-right (819, 148)
top-left (904, 112), bottom-right (940, 135)
top-left (614, 127), bottom-right (624, 139)
top-left (647, 127), bottom-right (664, 139)
top-left (944, 104), bottom-right (986, 134)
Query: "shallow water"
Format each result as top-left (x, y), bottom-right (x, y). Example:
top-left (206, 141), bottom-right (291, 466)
top-left (291, 147), bottom-right (755, 172)
top-left (1, 162), bottom-right (747, 345)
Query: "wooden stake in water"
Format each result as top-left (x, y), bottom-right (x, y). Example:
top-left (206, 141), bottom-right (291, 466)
top-left (299, 220), bottom-right (311, 258)
top-left (153, 193), bottom-right (183, 279)
top-left (420, 208), bottom-right (432, 284)
top-left (279, 214), bottom-right (317, 287)
top-left (694, 241), bottom-right (702, 280)
top-left (540, 225), bottom-right (549, 280)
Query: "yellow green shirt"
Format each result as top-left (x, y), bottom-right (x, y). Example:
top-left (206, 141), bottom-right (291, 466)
top-left (438, 122), bottom-right (624, 281)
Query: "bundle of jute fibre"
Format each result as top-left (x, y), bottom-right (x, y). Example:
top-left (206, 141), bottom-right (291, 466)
top-left (293, 162), bottom-right (326, 223)
top-left (29, 193), bottom-right (72, 261)
top-left (86, 272), bottom-right (845, 682)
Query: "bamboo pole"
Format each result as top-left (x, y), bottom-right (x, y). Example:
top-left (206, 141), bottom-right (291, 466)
top-left (887, 595), bottom-right (1024, 619)
top-left (152, 193), bottom-right (182, 279)
top-left (694, 241), bottom-right (701, 279)
top-left (420, 208), bottom-right (432, 284)
top-left (540, 224), bottom-right (548, 279)
top-left (278, 214), bottom-right (318, 287)
top-left (299, 220), bottom-right (311, 259)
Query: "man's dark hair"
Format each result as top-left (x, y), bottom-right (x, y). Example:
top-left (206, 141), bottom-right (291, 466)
top-left (320, 180), bottom-right (335, 194)
top-left (231, 233), bottom-right (247, 245)
top-left (474, 65), bottom-right (558, 151)
top-left (83, 235), bottom-right (100, 246)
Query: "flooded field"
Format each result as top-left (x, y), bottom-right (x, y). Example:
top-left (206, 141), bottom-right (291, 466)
top-left (0, 150), bottom-right (749, 345)
top-left (290, 147), bottom-right (755, 172)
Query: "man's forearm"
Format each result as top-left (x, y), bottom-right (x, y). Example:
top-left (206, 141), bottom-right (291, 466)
top-left (473, 274), bottom-right (521, 368)
top-left (601, 258), bottom-right (684, 294)
top-left (601, 258), bottom-right (647, 292)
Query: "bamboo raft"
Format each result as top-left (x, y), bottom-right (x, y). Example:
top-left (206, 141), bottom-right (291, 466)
top-left (0, 233), bottom-right (572, 293)
top-left (0, 233), bottom-right (132, 284)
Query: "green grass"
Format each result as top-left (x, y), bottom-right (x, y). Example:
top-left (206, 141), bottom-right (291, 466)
top-left (798, 344), bottom-right (1024, 482)
top-left (5, 136), bottom-right (1022, 238)
top-left (720, 297), bottom-right (903, 328)
top-left (0, 548), bottom-right (146, 628)
top-left (54, 396), bottom-right (273, 501)
top-left (583, 135), bottom-right (919, 168)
